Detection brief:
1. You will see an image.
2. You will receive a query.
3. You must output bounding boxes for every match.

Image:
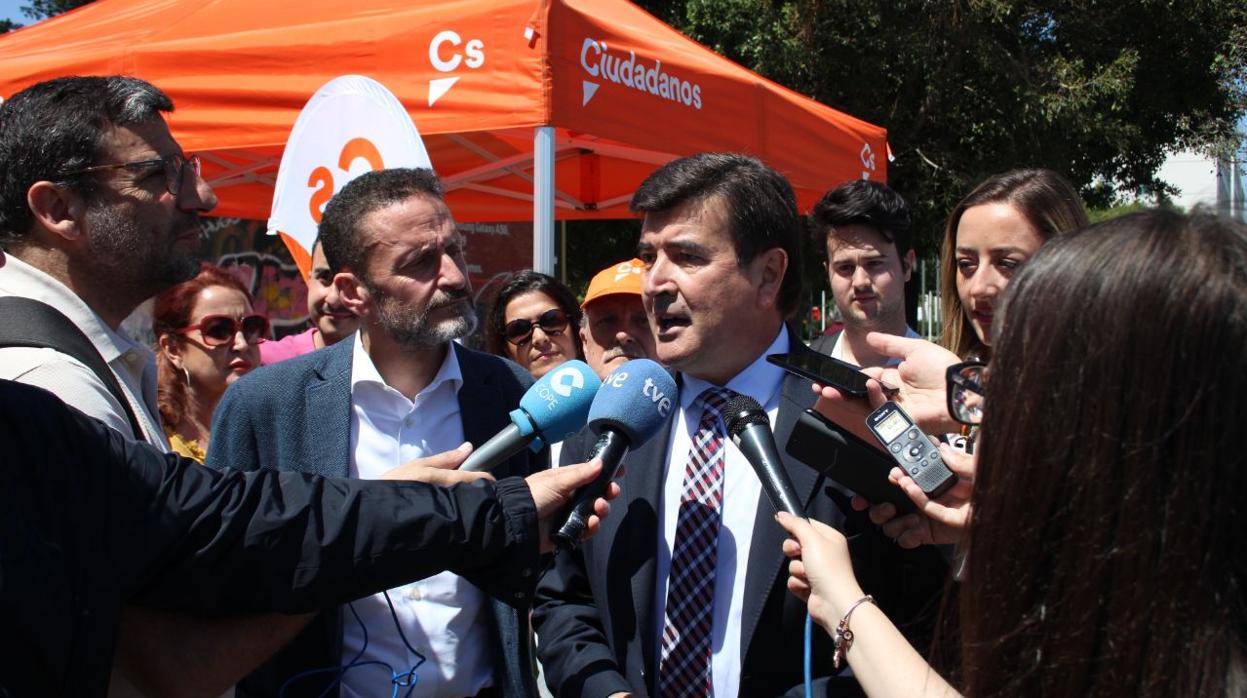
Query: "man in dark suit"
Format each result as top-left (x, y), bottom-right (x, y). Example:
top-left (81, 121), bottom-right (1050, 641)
top-left (809, 180), bottom-right (920, 364)
top-left (208, 168), bottom-right (545, 698)
top-left (532, 154), bottom-right (946, 697)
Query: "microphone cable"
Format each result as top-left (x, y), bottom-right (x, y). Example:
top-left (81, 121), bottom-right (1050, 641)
top-left (278, 590), bottom-right (427, 698)
top-left (803, 470), bottom-right (827, 698)
top-left (804, 612), bottom-right (813, 698)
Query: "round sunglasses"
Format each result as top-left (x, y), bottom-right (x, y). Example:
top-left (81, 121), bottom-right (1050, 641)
top-left (503, 308), bottom-right (570, 346)
top-left (177, 313), bottom-right (270, 346)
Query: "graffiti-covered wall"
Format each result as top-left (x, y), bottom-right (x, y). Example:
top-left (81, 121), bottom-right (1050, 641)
top-left (206, 218), bottom-right (310, 339)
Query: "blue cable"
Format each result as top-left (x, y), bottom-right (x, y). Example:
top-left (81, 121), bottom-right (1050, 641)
top-left (279, 591), bottom-right (426, 698)
top-left (804, 611), bottom-right (814, 698)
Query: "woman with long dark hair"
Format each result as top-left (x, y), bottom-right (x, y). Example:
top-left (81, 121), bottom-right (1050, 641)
top-left (154, 264), bottom-right (268, 463)
top-left (781, 209), bottom-right (1247, 696)
top-left (486, 270), bottom-right (584, 379)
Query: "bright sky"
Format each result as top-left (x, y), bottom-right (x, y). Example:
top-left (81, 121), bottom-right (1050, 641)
top-left (0, 0), bottom-right (27, 24)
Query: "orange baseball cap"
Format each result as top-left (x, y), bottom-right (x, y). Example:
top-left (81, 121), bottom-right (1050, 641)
top-left (582, 258), bottom-right (645, 308)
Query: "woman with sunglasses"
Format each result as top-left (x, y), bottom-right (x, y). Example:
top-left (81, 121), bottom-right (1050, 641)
top-left (486, 270), bottom-right (584, 380)
top-left (153, 264), bottom-right (268, 463)
top-left (779, 209), bottom-right (1247, 697)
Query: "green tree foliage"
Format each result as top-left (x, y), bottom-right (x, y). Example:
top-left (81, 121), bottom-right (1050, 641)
top-left (21, 0), bottom-right (92, 20)
top-left (633, 0), bottom-right (1247, 255)
top-left (3, 0), bottom-right (93, 31)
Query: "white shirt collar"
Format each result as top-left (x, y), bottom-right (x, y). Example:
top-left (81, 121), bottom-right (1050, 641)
top-left (679, 327), bottom-right (790, 409)
top-left (0, 253), bottom-right (147, 363)
top-left (348, 331), bottom-right (463, 402)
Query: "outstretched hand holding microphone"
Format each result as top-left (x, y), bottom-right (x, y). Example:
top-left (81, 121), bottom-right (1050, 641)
top-left (554, 358), bottom-right (677, 550)
top-left (379, 359), bottom-right (620, 552)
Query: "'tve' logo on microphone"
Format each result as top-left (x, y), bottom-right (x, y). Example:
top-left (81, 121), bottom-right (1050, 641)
top-left (604, 369), bottom-right (672, 418)
top-left (642, 377), bottom-right (672, 417)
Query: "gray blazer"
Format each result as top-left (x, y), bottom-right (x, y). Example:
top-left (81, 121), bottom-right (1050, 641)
top-left (207, 338), bottom-right (544, 698)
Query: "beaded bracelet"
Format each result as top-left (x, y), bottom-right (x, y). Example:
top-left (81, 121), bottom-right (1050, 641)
top-left (832, 595), bottom-right (876, 669)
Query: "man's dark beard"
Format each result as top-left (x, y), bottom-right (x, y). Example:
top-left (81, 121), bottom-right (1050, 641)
top-left (85, 204), bottom-right (201, 292)
top-left (368, 283), bottom-right (478, 350)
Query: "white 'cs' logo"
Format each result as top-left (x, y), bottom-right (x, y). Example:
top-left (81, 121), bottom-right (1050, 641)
top-left (860, 143), bottom-right (877, 180)
top-left (427, 30), bottom-right (485, 107)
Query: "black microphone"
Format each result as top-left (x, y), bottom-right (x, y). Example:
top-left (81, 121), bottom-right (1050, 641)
top-left (723, 394), bottom-right (805, 516)
top-left (554, 359), bottom-right (677, 551)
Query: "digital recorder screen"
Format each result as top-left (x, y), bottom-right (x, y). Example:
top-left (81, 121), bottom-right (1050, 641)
top-left (874, 410), bottom-right (910, 443)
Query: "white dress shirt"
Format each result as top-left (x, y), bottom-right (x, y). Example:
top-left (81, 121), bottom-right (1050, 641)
top-left (828, 325), bottom-right (921, 366)
top-left (0, 253), bottom-right (168, 450)
top-left (654, 328), bottom-right (789, 698)
top-left (341, 334), bottom-right (493, 698)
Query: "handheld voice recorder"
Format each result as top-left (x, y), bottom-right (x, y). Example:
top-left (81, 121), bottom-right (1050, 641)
top-left (865, 401), bottom-right (957, 498)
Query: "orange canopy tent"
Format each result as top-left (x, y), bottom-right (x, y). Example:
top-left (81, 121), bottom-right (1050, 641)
top-left (0, 0), bottom-right (887, 272)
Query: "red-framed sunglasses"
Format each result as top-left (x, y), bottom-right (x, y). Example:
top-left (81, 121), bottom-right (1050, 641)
top-left (177, 314), bottom-right (270, 346)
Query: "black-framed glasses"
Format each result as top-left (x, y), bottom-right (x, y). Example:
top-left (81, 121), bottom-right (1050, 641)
top-left (503, 308), bottom-right (570, 346)
top-left (177, 314), bottom-right (270, 347)
top-left (946, 361), bottom-right (986, 426)
top-left (62, 153), bottom-right (202, 197)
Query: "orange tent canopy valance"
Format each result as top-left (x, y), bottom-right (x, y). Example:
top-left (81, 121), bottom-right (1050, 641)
top-left (0, 0), bottom-right (886, 267)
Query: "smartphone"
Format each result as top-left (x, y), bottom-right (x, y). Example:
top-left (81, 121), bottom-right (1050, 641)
top-left (767, 350), bottom-right (884, 398)
top-left (786, 408), bottom-right (917, 514)
top-left (865, 401), bottom-right (957, 498)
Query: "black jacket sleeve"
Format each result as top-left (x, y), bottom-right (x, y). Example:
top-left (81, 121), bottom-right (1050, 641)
top-left (533, 428), bottom-right (635, 698)
top-left (5, 380), bottom-right (542, 615)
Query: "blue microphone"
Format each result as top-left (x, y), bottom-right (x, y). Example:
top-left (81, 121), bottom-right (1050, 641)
top-left (554, 359), bottom-right (677, 550)
top-left (460, 360), bottom-right (601, 472)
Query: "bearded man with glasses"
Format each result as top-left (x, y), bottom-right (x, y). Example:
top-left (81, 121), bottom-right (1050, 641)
top-left (0, 75), bottom-right (330, 697)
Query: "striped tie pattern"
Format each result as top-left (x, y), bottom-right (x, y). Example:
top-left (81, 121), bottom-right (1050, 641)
top-left (657, 386), bottom-right (735, 698)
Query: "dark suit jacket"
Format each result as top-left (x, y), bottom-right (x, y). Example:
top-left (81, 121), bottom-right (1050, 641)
top-left (532, 338), bottom-right (947, 697)
top-left (207, 339), bottom-right (544, 698)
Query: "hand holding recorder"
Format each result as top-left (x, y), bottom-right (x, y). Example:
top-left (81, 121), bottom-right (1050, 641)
top-left (804, 333), bottom-right (962, 446)
top-left (857, 444), bottom-right (976, 549)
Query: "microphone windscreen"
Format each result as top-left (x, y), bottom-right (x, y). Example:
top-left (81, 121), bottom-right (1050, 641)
top-left (723, 394), bottom-right (769, 437)
top-left (588, 359), bottom-right (676, 445)
top-left (515, 360), bottom-right (602, 442)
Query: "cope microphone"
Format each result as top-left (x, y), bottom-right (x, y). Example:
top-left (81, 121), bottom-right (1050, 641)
top-left (460, 360), bottom-right (601, 472)
top-left (723, 394), bottom-right (806, 516)
top-left (554, 359), bottom-right (676, 551)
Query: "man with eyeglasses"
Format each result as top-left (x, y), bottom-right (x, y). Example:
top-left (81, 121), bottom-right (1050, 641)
top-left (0, 76), bottom-right (214, 448)
top-left (207, 168), bottom-right (550, 698)
top-left (0, 76), bottom-right (329, 698)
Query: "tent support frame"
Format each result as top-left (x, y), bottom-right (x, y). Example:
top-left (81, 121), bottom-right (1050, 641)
top-left (533, 125), bottom-right (556, 274)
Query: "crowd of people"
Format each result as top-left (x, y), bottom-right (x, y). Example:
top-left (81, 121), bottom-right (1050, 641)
top-left (1, 72), bottom-right (1244, 698)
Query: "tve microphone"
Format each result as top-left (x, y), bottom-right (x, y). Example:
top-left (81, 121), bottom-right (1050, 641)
top-left (723, 394), bottom-right (805, 516)
top-left (554, 359), bottom-right (676, 550)
top-left (460, 360), bottom-right (601, 472)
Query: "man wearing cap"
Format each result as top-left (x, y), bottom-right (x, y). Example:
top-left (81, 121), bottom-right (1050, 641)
top-left (578, 258), bottom-right (656, 379)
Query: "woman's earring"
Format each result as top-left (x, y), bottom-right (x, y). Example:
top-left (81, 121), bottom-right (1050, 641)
top-left (182, 366), bottom-right (191, 388)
